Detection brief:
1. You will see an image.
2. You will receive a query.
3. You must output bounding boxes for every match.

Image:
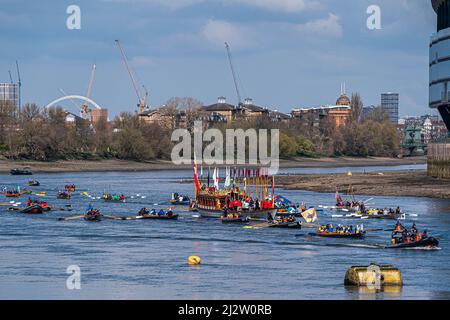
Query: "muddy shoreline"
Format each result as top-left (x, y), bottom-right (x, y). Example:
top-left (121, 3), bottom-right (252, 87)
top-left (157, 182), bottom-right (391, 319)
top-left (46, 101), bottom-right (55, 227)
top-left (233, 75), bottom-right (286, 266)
top-left (0, 156), bottom-right (426, 174)
top-left (276, 170), bottom-right (450, 199)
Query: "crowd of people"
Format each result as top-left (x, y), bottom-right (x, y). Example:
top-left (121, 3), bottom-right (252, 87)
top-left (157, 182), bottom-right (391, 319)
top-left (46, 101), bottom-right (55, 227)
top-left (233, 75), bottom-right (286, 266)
top-left (391, 222), bottom-right (428, 245)
top-left (319, 224), bottom-right (363, 235)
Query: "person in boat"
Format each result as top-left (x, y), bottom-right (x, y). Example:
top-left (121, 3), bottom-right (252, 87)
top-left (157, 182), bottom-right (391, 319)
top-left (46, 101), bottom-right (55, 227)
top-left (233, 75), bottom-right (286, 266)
top-left (158, 209), bottom-right (166, 216)
top-left (138, 208), bottom-right (150, 216)
top-left (150, 209), bottom-right (157, 215)
top-left (395, 207), bottom-right (401, 214)
top-left (222, 206), bottom-right (229, 218)
top-left (393, 221), bottom-right (404, 234)
top-left (422, 230), bottom-right (428, 239)
top-left (167, 209), bottom-right (174, 217)
top-left (411, 223), bottom-right (418, 235)
top-left (120, 194), bottom-right (125, 201)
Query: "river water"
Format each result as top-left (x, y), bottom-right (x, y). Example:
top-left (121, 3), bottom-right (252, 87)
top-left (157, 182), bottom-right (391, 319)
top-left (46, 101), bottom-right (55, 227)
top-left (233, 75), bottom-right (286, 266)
top-left (0, 166), bottom-right (449, 300)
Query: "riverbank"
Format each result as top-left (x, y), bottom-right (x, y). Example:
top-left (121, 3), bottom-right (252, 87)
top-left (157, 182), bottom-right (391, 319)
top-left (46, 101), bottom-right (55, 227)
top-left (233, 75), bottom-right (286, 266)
top-left (277, 170), bottom-right (450, 199)
top-left (0, 156), bottom-right (426, 173)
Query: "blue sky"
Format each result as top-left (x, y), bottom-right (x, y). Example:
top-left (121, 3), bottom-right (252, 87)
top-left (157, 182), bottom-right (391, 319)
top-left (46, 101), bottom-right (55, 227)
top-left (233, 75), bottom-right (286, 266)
top-left (0, 0), bottom-right (437, 117)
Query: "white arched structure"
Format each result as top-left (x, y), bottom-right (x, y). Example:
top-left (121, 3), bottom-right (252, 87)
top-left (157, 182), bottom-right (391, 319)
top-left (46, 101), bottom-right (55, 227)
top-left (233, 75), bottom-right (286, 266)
top-left (44, 95), bottom-right (102, 110)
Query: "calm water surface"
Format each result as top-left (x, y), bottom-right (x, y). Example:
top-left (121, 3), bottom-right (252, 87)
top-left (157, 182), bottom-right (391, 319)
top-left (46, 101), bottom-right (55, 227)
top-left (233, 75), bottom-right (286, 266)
top-left (0, 168), bottom-right (449, 300)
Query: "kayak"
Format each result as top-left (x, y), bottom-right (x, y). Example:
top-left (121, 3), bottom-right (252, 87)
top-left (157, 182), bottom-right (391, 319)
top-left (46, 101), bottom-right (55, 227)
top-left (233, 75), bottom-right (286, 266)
top-left (309, 231), bottom-right (366, 239)
top-left (221, 216), bottom-right (250, 224)
top-left (135, 214), bottom-right (179, 220)
top-left (386, 237), bottom-right (439, 249)
top-left (21, 204), bottom-right (44, 214)
top-left (269, 221), bottom-right (302, 229)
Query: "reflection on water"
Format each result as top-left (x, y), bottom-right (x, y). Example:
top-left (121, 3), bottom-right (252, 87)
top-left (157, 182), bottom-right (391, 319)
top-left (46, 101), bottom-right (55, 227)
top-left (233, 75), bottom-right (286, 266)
top-left (0, 168), bottom-right (449, 300)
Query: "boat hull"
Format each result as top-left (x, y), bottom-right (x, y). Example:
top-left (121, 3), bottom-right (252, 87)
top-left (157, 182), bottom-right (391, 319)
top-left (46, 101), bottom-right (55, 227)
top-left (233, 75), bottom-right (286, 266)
top-left (197, 208), bottom-right (277, 219)
top-left (221, 217), bottom-right (250, 224)
top-left (386, 237), bottom-right (439, 249)
top-left (21, 205), bottom-right (44, 214)
top-left (136, 214), bottom-right (179, 220)
top-left (269, 222), bottom-right (302, 229)
top-left (309, 232), bottom-right (366, 239)
top-left (84, 215), bottom-right (101, 222)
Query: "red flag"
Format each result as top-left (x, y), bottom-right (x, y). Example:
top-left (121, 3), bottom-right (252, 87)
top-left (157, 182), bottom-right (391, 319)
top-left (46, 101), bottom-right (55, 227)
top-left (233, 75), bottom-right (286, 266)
top-left (193, 162), bottom-right (200, 196)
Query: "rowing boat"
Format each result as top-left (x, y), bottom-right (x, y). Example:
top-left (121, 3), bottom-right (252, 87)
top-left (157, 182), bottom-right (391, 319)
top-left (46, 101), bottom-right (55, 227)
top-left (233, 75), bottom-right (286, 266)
top-left (135, 214), bottom-right (179, 220)
top-left (21, 204), bottom-right (44, 214)
top-left (169, 199), bottom-right (190, 205)
top-left (57, 192), bottom-right (71, 200)
top-left (386, 237), bottom-right (439, 249)
top-left (268, 221), bottom-right (302, 229)
top-left (221, 216), bottom-right (250, 224)
top-left (5, 193), bottom-right (21, 198)
top-left (84, 214), bottom-right (102, 222)
top-left (309, 230), bottom-right (366, 239)
top-left (28, 181), bottom-right (40, 187)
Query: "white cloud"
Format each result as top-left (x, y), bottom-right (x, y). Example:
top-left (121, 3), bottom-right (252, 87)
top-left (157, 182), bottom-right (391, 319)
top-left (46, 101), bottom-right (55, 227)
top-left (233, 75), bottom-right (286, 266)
top-left (103, 0), bottom-right (321, 12)
top-left (296, 13), bottom-right (343, 38)
top-left (201, 19), bottom-right (255, 49)
top-left (225, 0), bottom-right (321, 12)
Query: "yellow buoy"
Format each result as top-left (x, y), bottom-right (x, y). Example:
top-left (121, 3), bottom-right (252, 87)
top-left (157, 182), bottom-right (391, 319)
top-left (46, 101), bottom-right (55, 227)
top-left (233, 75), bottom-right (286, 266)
top-left (188, 256), bottom-right (201, 266)
top-left (345, 264), bottom-right (402, 287)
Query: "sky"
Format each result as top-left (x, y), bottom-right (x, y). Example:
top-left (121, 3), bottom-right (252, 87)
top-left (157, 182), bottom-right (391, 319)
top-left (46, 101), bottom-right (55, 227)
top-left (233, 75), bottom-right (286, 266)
top-left (0, 0), bottom-right (438, 117)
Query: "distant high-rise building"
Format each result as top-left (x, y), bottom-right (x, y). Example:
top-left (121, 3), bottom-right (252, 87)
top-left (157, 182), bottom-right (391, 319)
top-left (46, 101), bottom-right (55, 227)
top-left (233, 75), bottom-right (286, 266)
top-left (381, 93), bottom-right (399, 124)
top-left (430, 0), bottom-right (450, 133)
top-left (91, 108), bottom-right (108, 125)
top-left (0, 83), bottom-right (19, 108)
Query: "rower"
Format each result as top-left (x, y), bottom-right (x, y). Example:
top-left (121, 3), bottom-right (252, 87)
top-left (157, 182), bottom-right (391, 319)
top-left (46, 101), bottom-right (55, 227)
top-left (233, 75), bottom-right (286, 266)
top-left (393, 221), bottom-right (403, 233)
top-left (138, 208), bottom-right (149, 216)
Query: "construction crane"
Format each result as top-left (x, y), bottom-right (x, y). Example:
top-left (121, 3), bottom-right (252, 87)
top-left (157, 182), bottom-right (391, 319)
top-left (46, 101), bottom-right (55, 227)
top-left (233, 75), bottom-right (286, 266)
top-left (15, 60), bottom-right (22, 112)
top-left (81, 64), bottom-right (96, 121)
top-left (8, 71), bottom-right (13, 84)
top-left (115, 40), bottom-right (148, 114)
top-left (225, 42), bottom-right (242, 105)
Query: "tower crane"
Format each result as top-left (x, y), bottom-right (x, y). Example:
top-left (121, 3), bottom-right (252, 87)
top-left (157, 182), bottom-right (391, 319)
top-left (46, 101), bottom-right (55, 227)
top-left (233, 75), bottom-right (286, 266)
top-left (8, 71), bottom-right (13, 84)
top-left (115, 40), bottom-right (148, 114)
top-left (225, 42), bottom-right (242, 106)
top-left (15, 60), bottom-right (22, 112)
top-left (81, 64), bottom-right (96, 121)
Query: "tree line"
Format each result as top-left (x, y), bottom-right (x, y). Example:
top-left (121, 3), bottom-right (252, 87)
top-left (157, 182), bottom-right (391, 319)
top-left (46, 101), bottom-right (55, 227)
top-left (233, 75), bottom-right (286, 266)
top-left (0, 93), bottom-right (400, 161)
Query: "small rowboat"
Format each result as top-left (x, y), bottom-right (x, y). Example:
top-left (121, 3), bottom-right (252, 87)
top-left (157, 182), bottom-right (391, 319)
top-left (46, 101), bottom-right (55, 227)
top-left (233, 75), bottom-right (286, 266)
top-left (170, 199), bottom-right (190, 205)
top-left (57, 192), bottom-right (71, 200)
top-left (386, 237), bottom-right (439, 249)
top-left (84, 214), bottom-right (102, 222)
top-left (21, 204), bottom-right (44, 214)
top-left (65, 185), bottom-right (76, 192)
top-left (28, 180), bottom-right (40, 187)
top-left (310, 231), bottom-right (366, 239)
top-left (221, 216), bottom-right (250, 224)
top-left (5, 193), bottom-right (21, 198)
top-left (135, 214), bottom-right (179, 220)
top-left (10, 168), bottom-right (33, 175)
top-left (360, 213), bottom-right (405, 220)
top-left (269, 221), bottom-right (302, 229)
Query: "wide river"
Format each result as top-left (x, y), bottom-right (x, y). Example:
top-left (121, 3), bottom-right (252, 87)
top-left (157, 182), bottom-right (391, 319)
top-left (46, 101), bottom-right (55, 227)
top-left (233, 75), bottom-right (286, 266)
top-left (0, 165), bottom-right (449, 300)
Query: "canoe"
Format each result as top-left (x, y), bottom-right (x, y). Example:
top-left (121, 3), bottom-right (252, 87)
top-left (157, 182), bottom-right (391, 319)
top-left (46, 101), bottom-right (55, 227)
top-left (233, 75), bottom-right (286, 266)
top-left (268, 221), bottom-right (302, 229)
top-left (309, 231), bottom-right (366, 239)
top-left (221, 217), bottom-right (250, 224)
top-left (136, 214), bottom-right (179, 220)
top-left (386, 237), bottom-right (439, 249)
top-left (21, 204), bottom-right (44, 214)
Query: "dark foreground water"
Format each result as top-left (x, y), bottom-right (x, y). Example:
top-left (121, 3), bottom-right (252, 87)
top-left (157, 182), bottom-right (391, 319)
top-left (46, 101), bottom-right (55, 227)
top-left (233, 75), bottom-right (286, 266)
top-left (0, 168), bottom-right (449, 300)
